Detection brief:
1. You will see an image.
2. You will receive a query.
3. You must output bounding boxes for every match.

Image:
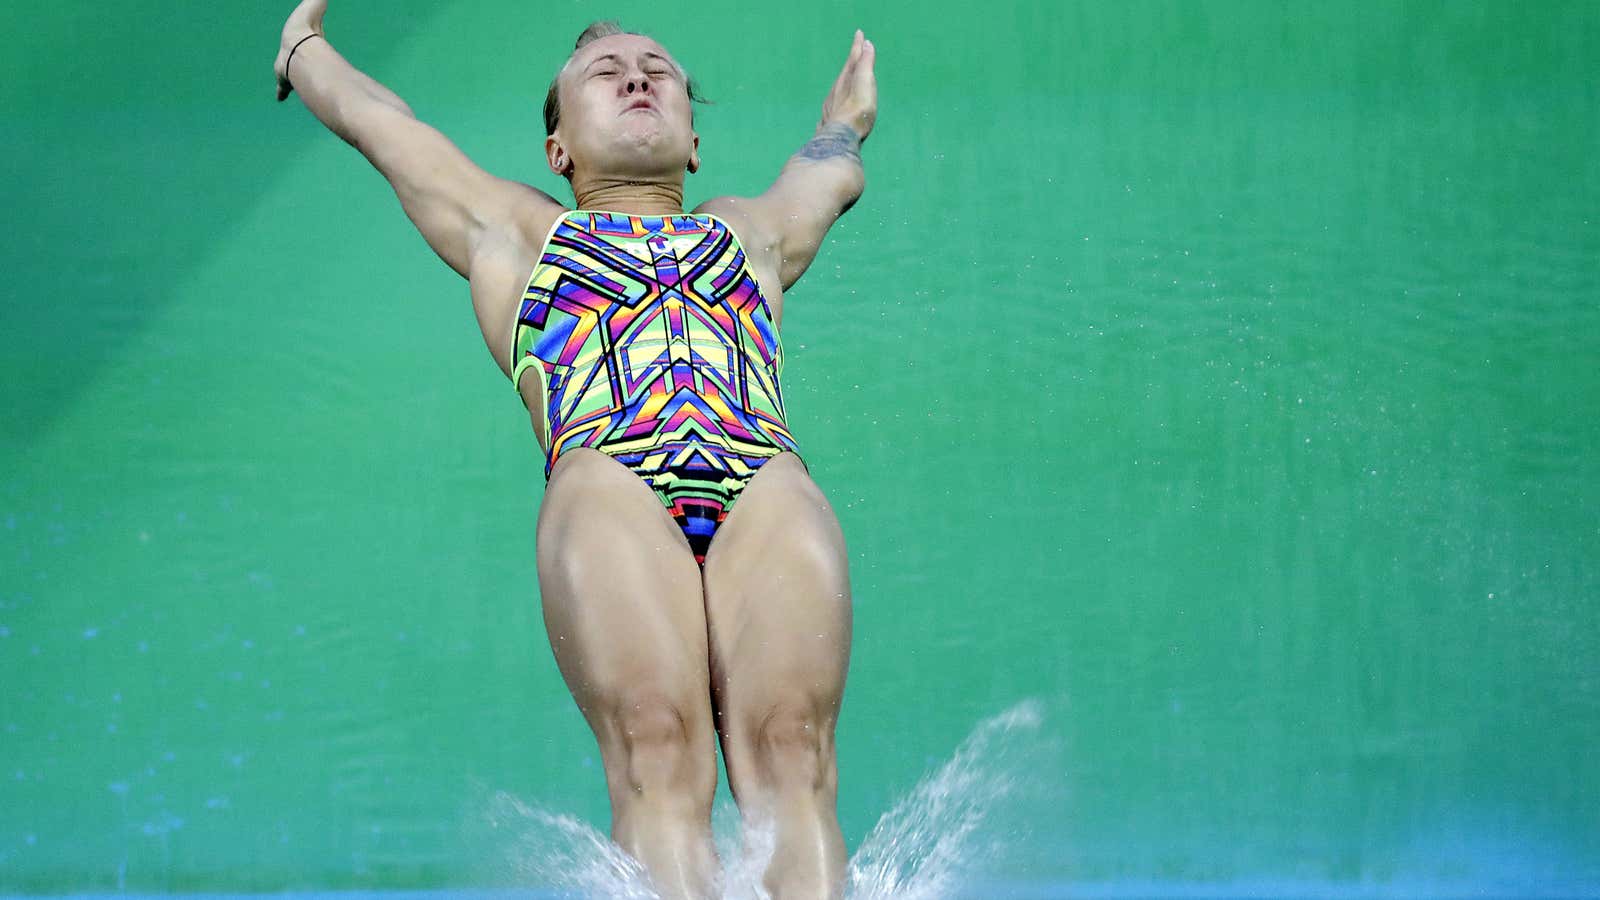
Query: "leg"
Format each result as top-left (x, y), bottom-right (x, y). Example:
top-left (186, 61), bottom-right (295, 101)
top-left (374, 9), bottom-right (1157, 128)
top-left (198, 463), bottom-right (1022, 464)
top-left (536, 448), bottom-right (722, 900)
top-left (700, 452), bottom-right (853, 900)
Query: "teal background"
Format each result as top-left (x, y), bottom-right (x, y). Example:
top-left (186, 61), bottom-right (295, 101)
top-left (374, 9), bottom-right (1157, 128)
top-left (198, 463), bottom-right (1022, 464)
top-left (3, 0), bottom-right (1597, 894)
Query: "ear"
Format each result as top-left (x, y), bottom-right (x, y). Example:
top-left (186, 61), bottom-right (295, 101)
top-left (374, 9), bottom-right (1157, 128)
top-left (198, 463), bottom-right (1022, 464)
top-left (687, 131), bottom-right (701, 174)
top-left (545, 133), bottom-right (573, 177)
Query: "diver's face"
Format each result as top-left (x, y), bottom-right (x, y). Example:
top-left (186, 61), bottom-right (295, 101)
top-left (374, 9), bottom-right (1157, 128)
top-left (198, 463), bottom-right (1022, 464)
top-left (550, 34), bottom-right (699, 179)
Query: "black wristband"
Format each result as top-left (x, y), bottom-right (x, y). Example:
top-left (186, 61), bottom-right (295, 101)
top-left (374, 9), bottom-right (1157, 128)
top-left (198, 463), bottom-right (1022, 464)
top-left (284, 32), bottom-right (323, 87)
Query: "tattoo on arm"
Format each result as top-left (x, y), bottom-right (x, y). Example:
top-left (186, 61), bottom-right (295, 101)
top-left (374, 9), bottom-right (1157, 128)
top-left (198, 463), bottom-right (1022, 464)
top-left (795, 122), bottom-right (862, 164)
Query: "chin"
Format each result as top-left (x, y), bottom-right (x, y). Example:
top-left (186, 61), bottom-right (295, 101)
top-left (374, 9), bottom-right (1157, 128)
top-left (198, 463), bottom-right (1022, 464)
top-left (607, 133), bottom-right (689, 174)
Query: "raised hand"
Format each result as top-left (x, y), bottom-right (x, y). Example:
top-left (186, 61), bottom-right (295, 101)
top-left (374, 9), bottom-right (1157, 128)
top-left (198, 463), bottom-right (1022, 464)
top-left (819, 30), bottom-right (877, 143)
top-left (274, 0), bottom-right (330, 101)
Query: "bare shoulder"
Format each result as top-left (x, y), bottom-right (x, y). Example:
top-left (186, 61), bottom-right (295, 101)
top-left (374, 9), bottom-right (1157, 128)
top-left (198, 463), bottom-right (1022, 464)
top-left (693, 195), bottom-right (780, 256)
top-left (501, 182), bottom-right (570, 252)
top-left (469, 181), bottom-right (567, 300)
top-left (466, 184), bottom-right (570, 377)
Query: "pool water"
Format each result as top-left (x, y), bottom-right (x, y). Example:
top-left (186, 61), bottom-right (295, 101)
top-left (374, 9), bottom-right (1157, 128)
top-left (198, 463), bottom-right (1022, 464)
top-left (3, 0), bottom-right (1596, 896)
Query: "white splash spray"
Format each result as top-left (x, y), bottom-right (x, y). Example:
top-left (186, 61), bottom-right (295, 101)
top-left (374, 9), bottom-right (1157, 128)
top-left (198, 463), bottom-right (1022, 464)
top-left (487, 797), bottom-right (657, 898)
top-left (488, 699), bottom-right (1050, 900)
top-left (846, 699), bottom-right (1044, 899)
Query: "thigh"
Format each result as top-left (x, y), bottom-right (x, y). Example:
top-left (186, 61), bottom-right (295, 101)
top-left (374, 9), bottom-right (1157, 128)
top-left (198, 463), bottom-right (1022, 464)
top-left (700, 453), bottom-right (853, 774)
top-left (536, 448), bottom-right (711, 746)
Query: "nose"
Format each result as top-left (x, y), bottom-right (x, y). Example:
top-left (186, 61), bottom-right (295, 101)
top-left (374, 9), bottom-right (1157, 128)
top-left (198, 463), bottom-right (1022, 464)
top-left (624, 61), bottom-right (651, 94)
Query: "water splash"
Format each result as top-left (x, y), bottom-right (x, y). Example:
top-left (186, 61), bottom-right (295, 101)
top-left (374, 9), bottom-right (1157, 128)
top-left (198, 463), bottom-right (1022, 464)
top-left (488, 699), bottom-right (1051, 899)
top-left (846, 699), bottom-right (1045, 899)
top-left (487, 796), bottom-right (657, 898)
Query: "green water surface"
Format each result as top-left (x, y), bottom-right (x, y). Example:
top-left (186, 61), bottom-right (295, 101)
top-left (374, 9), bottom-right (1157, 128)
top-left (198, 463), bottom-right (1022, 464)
top-left (3, 0), bottom-right (1597, 893)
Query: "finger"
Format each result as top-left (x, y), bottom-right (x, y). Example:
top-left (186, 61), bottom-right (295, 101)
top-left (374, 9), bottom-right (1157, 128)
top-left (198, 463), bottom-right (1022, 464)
top-left (843, 29), bottom-right (862, 71)
top-left (827, 62), bottom-right (847, 102)
top-left (849, 39), bottom-right (871, 85)
top-left (828, 30), bottom-right (862, 100)
top-left (831, 43), bottom-right (854, 92)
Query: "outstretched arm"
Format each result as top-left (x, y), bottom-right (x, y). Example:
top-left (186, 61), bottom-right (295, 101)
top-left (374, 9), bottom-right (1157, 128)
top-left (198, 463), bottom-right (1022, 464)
top-left (701, 30), bottom-right (877, 291)
top-left (273, 0), bottom-right (559, 279)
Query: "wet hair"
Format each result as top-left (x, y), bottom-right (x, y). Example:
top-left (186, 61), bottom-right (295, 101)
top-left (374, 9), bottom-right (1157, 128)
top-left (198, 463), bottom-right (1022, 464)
top-left (542, 20), bottom-right (709, 136)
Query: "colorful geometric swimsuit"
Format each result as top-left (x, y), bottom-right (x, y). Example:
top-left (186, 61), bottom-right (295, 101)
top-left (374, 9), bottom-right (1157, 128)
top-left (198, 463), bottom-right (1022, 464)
top-left (509, 209), bottom-right (803, 567)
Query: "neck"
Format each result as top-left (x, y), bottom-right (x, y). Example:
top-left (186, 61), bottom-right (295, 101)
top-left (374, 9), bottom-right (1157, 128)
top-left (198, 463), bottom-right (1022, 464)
top-left (571, 173), bottom-right (685, 215)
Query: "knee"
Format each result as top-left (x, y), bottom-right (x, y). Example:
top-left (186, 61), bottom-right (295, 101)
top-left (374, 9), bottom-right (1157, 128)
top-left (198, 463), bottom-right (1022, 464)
top-left (599, 694), bottom-right (716, 802)
top-left (748, 701), bottom-right (837, 795)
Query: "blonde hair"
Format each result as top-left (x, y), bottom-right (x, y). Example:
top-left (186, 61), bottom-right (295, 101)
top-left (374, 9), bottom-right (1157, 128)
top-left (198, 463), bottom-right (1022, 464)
top-left (542, 20), bottom-right (708, 136)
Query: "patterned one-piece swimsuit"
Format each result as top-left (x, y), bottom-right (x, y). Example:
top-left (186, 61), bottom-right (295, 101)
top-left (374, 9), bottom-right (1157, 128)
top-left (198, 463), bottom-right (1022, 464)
top-left (510, 210), bottom-right (804, 567)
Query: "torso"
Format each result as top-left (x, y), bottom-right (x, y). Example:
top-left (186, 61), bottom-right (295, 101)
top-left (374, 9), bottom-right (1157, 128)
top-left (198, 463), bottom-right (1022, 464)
top-left (466, 199), bottom-right (787, 454)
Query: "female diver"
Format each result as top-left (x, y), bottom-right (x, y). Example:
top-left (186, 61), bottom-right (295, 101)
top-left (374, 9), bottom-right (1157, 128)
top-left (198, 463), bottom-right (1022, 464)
top-left (274, 3), bottom-right (875, 897)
